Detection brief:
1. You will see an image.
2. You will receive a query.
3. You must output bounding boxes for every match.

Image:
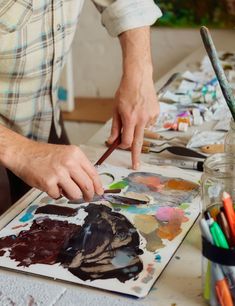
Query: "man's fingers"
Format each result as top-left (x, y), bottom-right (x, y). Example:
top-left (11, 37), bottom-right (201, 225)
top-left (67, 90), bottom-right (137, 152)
top-left (81, 160), bottom-right (104, 196)
top-left (146, 115), bottom-right (157, 128)
top-left (71, 168), bottom-right (95, 202)
top-left (59, 175), bottom-right (83, 201)
top-left (107, 112), bottom-right (121, 144)
top-left (46, 184), bottom-right (61, 200)
top-left (131, 124), bottom-right (145, 170)
top-left (119, 118), bottom-right (135, 149)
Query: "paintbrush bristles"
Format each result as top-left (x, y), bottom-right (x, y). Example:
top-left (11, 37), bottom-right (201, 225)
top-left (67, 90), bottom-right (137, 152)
top-left (200, 26), bottom-right (235, 121)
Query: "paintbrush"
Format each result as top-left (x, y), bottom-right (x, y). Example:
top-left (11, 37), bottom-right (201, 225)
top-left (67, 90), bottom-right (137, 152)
top-left (144, 130), bottom-right (166, 140)
top-left (141, 145), bottom-right (206, 159)
top-left (95, 134), bottom-right (122, 166)
top-left (69, 193), bottom-right (149, 205)
top-left (200, 26), bottom-right (235, 121)
top-left (104, 141), bottom-right (203, 158)
top-left (157, 72), bottom-right (181, 95)
top-left (143, 138), bottom-right (188, 147)
top-left (144, 130), bottom-right (188, 144)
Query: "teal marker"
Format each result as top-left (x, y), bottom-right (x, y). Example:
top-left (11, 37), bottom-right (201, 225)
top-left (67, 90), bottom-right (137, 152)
top-left (204, 211), bottom-right (229, 249)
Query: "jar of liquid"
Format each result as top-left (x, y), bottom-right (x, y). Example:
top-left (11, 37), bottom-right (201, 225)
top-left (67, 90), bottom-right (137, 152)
top-left (201, 153), bottom-right (235, 213)
top-left (225, 119), bottom-right (235, 153)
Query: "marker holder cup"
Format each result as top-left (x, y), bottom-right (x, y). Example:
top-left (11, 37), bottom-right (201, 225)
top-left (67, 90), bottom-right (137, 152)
top-left (201, 153), bottom-right (235, 305)
top-left (202, 232), bottom-right (235, 306)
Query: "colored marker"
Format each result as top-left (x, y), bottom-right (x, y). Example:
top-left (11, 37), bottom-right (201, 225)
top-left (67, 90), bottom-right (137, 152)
top-left (204, 211), bottom-right (229, 249)
top-left (200, 218), bottom-right (214, 244)
top-left (214, 263), bottom-right (233, 306)
top-left (222, 191), bottom-right (235, 246)
top-left (205, 209), bottom-right (235, 302)
top-left (200, 218), bottom-right (217, 304)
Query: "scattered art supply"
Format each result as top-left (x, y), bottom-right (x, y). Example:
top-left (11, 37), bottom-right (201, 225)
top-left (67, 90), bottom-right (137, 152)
top-left (141, 145), bottom-right (206, 159)
top-left (200, 144), bottom-right (224, 154)
top-left (144, 48), bottom-right (235, 150)
top-left (0, 164), bottom-right (201, 298)
top-left (148, 158), bottom-right (203, 172)
top-left (178, 122), bottom-right (188, 132)
top-left (157, 72), bottom-right (181, 95)
top-left (187, 131), bottom-right (225, 149)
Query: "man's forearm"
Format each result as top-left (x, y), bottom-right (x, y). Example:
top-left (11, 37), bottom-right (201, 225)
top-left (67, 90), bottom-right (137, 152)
top-left (0, 125), bottom-right (21, 167)
top-left (109, 26), bottom-right (158, 169)
top-left (119, 26), bottom-right (153, 78)
top-left (0, 124), bottom-right (27, 169)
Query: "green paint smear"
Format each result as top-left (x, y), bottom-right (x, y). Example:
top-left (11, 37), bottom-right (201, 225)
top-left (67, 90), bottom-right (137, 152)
top-left (110, 203), bottom-right (128, 210)
top-left (111, 203), bottom-right (154, 215)
top-left (109, 180), bottom-right (128, 190)
top-left (179, 203), bottom-right (190, 210)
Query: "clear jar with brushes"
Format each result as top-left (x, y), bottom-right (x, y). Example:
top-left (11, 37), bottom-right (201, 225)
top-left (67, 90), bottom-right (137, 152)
top-left (225, 119), bottom-right (235, 153)
top-left (201, 153), bottom-right (235, 306)
top-left (201, 153), bottom-right (235, 213)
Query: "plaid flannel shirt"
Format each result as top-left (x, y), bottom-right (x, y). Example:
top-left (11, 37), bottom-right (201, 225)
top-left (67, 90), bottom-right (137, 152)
top-left (0, 0), bottom-right (162, 141)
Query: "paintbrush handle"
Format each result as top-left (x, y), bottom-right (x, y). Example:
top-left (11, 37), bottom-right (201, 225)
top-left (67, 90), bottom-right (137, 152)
top-left (144, 130), bottom-right (164, 140)
top-left (141, 146), bottom-right (151, 153)
top-left (200, 144), bottom-right (224, 154)
top-left (106, 139), bottom-right (152, 149)
top-left (95, 134), bottom-right (122, 166)
top-left (200, 26), bottom-right (235, 120)
top-left (143, 140), bottom-right (152, 147)
top-left (157, 72), bottom-right (180, 95)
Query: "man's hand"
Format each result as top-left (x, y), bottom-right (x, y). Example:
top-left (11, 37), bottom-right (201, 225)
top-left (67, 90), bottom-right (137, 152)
top-left (107, 27), bottom-right (159, 170)
top-left (0, 126), bottom-right (103, 201)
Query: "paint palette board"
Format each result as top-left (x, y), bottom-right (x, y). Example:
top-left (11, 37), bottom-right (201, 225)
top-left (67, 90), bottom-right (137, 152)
top-left (0, 164), bottom-right (201, 298)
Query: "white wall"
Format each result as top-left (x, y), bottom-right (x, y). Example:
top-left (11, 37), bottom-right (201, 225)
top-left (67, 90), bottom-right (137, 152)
top-left (73, 0), bottom-right (235, 98)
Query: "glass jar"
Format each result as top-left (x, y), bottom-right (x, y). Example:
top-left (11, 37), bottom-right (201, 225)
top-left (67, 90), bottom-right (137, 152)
top-left (201, 153), bottom-right (235, 212)
top-left (225, 119), bottom-right (235, 153)
top-left (201, 153), bottom-right (235, 306)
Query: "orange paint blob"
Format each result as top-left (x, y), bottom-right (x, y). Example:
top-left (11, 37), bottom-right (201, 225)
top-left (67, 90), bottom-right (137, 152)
top-left (157, 224), bottom-right (182, 241)
top-left (132, 176), bottom-right (164, 192)
top-left (156, 207), bottom-right (188, 241)
top-left (165, 179), bottom-right (198, 191)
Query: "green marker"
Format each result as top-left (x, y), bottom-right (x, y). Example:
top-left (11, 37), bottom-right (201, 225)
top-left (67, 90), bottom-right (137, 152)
top-left (204, 211), bottom-right (229, 249)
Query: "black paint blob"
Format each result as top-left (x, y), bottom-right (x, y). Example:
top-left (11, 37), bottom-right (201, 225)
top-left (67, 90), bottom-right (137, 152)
top-left (59, 204), bottom-right (143, 282)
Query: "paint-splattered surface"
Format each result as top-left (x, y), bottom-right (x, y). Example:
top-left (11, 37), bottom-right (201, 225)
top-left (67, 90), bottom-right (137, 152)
top-left (0, 164), bottom-right (201, 298)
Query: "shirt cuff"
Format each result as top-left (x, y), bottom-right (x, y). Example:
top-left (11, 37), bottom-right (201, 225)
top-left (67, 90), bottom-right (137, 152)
top-left (101, 0), bottom-right (162, 37)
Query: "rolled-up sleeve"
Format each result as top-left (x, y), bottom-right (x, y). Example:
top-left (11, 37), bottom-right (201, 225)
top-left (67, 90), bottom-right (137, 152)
top-left (92, 0), bottom-right (162, 37)
top-left (0, 0), bottom-right (33, 34)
